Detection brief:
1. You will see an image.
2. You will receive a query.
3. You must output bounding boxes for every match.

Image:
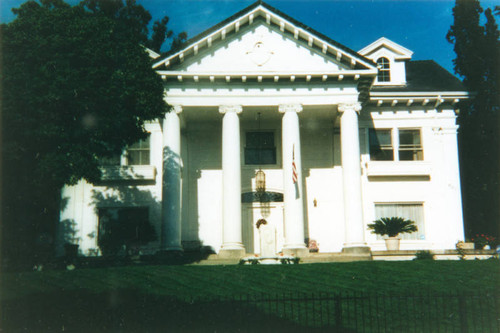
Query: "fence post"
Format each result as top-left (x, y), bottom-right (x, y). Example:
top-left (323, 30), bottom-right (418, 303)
top-left (334, 293), bottom-right (343, 328)
top-left (458, 293), bottom-right (468, 333)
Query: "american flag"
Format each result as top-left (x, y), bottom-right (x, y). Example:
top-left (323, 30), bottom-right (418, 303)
top-left (292, 145), bottom-right (298, 184)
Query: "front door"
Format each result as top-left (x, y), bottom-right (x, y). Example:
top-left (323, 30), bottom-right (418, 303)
top-left (242, 203), bottom-right (284, 255)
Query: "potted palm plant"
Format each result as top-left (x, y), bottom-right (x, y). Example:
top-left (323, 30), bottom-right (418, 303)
top-left (367, 217), bottom-right (418, 251)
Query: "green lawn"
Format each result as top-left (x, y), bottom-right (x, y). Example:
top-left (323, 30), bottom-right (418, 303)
top-left (1, 260), bottom-right (498, 332)
top-left (3, 260), bottom-right (498, 300)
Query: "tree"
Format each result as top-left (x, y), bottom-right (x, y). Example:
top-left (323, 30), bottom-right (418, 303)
top-left (1, 0), bottom-right (184, 267)
top-left (447, 0), bottom-right (500, 240)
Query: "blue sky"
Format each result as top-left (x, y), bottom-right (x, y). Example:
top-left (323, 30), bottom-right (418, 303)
top-left (2, 0), bottom-right (498, 76)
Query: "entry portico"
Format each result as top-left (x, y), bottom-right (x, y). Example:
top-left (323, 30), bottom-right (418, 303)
top-left (162, 101), bottom-right (372, 257)
top-left (155, 1), bottom-right (379, 256)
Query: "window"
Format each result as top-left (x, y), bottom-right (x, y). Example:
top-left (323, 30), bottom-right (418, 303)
top-left (369, 129), bottom-right (393, 161)
top-left (99, 135), bottom-right (151, 166)
top-left (245, 132), bottom-right (276, 165)
top-left (98, 207), bottom-right (156, 256)
top-left (369, 128), bottom-right (423, 161)
top-left (126, 136), bottom-right (150, 165)
top-left (376, 57), bottom-right (391, 82)
top-left (374, 203), bottom-right (425, 240)
top-left (398, 129), bottom-right (423, 161)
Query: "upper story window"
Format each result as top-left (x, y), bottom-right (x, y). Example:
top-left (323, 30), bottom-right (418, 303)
top-left (398, 129), bottom-right (423, 161)
top-left (369, 129), bottom-right (393, 161)
top-left (376, 57), bottom-right (391, 82)
top-left (245, 132), bottom-right (276, 165)
top-left (126, 136), bottom-right (150, 165)
top-left (369, 128), bottom-right (423, 161)
top-left (99, 135), bottom-right (150, 166)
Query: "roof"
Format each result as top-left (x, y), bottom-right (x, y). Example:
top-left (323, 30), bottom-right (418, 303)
top-left (154, 1), bottom-right (376, 71)
top-left (372, 60), bottom-right (466, 93)
top-left (359, 37), bottom-right (413, 60)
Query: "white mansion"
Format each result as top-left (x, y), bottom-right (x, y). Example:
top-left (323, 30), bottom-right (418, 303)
top-left (58, 2), bottom-right (468, 258)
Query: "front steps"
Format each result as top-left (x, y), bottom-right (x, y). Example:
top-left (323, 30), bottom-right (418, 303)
top-left (190, 252), bottom-right (372, 265)
top-left (189, 249), bottom-right (497, 265)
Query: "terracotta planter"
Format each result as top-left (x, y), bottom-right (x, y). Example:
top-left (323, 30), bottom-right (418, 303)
top-left (385, 237), bottom-right (400, 251)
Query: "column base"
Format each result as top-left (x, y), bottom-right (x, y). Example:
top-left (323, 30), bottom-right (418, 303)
top-left (283, 246), bottom-right (309, 257)
top-left (218, 248), bottom-right (246, 259)
top-left (155, 249), bottom-right (184, 263)
top-left (160, 245), bottom-right (184, 252)
top-left (342, 245), bottom-right (371, 255)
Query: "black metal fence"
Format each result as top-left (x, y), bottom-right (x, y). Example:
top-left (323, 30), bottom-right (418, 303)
top-left (191, 291), bottom-right (500, 332)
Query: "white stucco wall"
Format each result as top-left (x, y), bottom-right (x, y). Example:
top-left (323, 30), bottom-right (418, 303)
top-left (360, 108), bottom-right (464, 251)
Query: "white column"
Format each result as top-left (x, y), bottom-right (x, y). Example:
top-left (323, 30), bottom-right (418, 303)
top-left (161, 105), bottom-right (183, 252)
top-left (338, 103), bottom-right (369, 253)
top-left (279, 104), bottom-right (308, 256)
top-left (219, 105), bottom-right (245, 257)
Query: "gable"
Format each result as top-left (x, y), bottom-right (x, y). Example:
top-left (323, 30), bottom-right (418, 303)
top-left (359, 37), bottom-right (413, 61)
top-left (176, 22), bottom-right (346, 73)
top-left (154, 2), bottom-right (377, 73)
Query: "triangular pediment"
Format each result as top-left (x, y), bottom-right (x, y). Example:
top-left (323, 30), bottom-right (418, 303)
top-left (359, 37), bottom-right (413, 61)
top-left (153, 2), bottom-right (376, 74)
top-left (173, 22), bottom-right (347, 73)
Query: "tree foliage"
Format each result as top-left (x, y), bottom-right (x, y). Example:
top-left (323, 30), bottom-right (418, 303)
top-left (1, 0), bottom-right (184, 266)
top-left (446, 0), bottom-right (500, 239)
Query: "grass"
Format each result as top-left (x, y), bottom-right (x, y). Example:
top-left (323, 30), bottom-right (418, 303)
top-left (1, 260), bottom-right (498, 332)
top-left (2, 260), bottom-right (498, 300)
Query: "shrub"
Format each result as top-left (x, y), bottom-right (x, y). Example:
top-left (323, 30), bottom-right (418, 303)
top-left (367, 217), bottom-right (418, 238)
top-left (414, 250), bottom-right (434, 260)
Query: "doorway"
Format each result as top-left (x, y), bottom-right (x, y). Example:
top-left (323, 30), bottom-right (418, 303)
top-left (242, 202), bottom-right (284, 255)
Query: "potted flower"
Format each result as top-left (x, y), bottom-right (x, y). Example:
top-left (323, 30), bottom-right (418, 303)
top-left (367, 217), bottom-right (418, 251)
top-left (471, 234), bottom-right (496, 250)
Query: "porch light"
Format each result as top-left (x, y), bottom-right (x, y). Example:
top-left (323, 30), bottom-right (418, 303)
top-left (256, 169), bottom-right (266, 192)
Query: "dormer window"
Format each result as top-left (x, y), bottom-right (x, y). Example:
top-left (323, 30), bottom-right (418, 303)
top-left (377, 57), bottom-right (391, 82)
top-left (359, 37), bottom-right (413, 85)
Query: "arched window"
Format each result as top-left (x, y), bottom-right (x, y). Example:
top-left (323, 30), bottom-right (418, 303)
top-left (376, 57), bottom-right (391, 82)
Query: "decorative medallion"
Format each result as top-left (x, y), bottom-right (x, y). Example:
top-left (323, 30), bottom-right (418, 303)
top-left (246, 37), bottom-right (274, 66)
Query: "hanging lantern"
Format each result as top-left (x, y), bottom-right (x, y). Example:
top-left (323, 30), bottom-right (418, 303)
top-left (256, 169), bottom-right (266, 192)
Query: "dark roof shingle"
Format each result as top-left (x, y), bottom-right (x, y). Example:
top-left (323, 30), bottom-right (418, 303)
top-left (372, 60), bottom-right (466, 92)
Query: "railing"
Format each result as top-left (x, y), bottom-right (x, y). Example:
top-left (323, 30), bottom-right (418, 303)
top-left (190, 291), bottom-right (499, 332)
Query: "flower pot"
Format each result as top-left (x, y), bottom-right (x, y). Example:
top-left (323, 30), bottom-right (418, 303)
top-left (456, 242), bottom-right (474, 250)
top-left (385, 237), bottom-right (400, 251)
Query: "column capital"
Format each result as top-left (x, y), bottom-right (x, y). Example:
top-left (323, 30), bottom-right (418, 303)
top-left (338, 102), bottom-right (362, 114)
top-left (170, 105), bottom-right (183, 114)
top-left (219, 105), bottom-right (242, 114)
top-left (279, 104), bottom-right (303, 113)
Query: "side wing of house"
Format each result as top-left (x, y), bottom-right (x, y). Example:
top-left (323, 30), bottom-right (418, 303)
top-left (359, 39), bottom-right (468, 251)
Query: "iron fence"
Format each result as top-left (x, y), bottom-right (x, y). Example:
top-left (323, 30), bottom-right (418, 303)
top-left (190, 291), bottom-right (500, 332)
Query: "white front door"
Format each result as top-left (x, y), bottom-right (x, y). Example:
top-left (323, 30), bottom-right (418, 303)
top-left (242, 203), bottom-right (284, 255)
